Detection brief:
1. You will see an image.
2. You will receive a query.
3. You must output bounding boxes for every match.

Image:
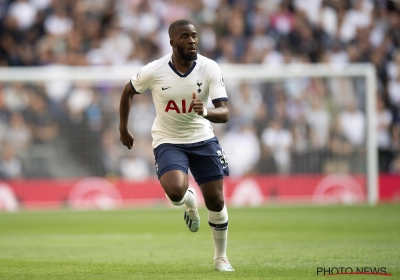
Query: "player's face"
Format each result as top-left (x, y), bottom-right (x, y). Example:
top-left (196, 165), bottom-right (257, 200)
top-left (174, 25), bottom-right (198, 61)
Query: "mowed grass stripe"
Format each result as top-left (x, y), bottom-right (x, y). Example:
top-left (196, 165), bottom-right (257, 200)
top-left (0, 204), bottom-right (399, 279)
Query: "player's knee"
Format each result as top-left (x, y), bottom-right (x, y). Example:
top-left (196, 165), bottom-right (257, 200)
top-left (207, 197), bottom-right (225, 212)
top-left (165, 187), bottom-right (186, 202)
top-left (167, 191), bottom-right (185, 202)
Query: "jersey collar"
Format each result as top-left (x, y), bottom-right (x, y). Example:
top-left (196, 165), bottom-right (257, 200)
top-left (168, 60), bottom-right (197, 78)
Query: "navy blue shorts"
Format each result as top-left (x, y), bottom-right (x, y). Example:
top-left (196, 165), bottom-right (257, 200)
top-left (153, 137), bottom-right (229, 185)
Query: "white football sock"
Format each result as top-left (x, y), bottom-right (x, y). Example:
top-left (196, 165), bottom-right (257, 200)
top-left (165, 188), bottom-right (196, 207)
top-left (165, 190), bottom-right (188, 206)
top-left (208, 204), bottom-right (229, 260)
top-left (183, 189), bottom-right (196, 208)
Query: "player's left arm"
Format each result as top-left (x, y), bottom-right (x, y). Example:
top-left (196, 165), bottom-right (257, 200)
top-left (208, 99), bottom-right (229, 123)
top-left (192, 92), bottom-right (229, 123)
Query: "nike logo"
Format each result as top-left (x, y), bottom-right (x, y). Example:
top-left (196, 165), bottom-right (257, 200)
top-left (162, 87), bottom-right (171, 90)
top-left (223, 165), bottom-right (228, 169)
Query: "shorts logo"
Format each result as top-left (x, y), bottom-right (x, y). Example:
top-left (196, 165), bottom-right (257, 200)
top-left (217, 149), bottom-right (228, 168)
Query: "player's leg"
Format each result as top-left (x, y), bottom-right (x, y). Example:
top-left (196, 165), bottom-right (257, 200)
top-left (160, 170), bottom-right (200, 232)
top-left (200, 179), bottom-right (234, 271)
top-left (154, 144), bottom-right (200, 232)
top-left (188, 137), bottom-right (234, 271)
top-left (160, 169), bottom-right (188, 202)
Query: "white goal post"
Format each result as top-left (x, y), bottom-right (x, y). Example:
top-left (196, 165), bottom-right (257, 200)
top-left (0, 63), bottom-right (378, 205)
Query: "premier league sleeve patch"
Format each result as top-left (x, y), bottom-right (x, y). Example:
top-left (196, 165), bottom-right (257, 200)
top-left (134, 71), bottom-right (141, 81)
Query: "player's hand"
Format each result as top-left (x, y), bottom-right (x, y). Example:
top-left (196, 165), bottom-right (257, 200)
top-left (192, 92), bottom-right (205, 116)
top-left (120, 130), bottom-right (134, 149)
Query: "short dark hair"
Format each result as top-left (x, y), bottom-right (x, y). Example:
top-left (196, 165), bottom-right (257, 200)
top-left (168, 19), bottom-right (194, 39)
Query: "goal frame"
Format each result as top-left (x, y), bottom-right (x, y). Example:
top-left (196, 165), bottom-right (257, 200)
top-left (0, 63), bottom-right (378, 204)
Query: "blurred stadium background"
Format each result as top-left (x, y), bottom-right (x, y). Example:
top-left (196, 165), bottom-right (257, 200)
top-left (0, 0), bottom-right (400, 211)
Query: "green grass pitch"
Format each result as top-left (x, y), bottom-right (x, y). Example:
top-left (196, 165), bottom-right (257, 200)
top-left (0, 204), bottom-right (399, 280)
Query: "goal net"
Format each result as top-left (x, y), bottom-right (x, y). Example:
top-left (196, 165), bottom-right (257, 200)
top-left (219, 63), bottom-right (377, 205)
top-left (0, 63), bottom-right (377, 206)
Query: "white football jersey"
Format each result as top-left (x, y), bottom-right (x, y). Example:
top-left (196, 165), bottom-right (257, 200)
top-left (130, 53), bottom-right (228, 148)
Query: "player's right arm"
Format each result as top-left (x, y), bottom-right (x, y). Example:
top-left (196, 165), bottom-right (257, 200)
top-left (119, 82), bottom-right (137, 149)
top-left (119, 62), bottom-right (155, 149)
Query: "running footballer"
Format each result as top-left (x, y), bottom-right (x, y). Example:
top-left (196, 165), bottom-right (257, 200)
top-left (119, 19), bottom-right (234, 272)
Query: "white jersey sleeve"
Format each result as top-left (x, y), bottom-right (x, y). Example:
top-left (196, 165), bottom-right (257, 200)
top-left (130, 62), bottom-right (156, 93)
top-left (208, 61), bottom-right (227, 102)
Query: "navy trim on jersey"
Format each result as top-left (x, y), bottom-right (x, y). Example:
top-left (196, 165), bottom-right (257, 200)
top-left (212, 97), bottom-right (228, 104)
top-left (168, 61), bottom-right (197, 77)
top-left (130, 80), bottom-right (141, 94)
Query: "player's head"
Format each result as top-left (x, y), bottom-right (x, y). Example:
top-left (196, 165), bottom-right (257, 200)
top-left (169, 19), bottom-right (197, 61)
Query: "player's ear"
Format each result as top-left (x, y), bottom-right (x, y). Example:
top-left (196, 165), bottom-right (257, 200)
top-left (170, 39), bottom-right (175, 48)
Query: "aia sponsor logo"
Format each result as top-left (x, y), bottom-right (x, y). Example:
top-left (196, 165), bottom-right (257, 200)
top-left (165, 99), bottom-right (194, 114)
top-left (68, 178), bottom-right (122, 210)
top-left (0, 183), bottom-right (18, 212)
top-left (312, 174), bottom-right (365, 204)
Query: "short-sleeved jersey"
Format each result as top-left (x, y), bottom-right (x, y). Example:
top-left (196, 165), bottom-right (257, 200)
top-left (130, 53), bottom-right (228, 148)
